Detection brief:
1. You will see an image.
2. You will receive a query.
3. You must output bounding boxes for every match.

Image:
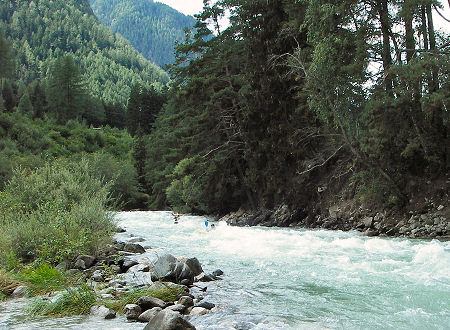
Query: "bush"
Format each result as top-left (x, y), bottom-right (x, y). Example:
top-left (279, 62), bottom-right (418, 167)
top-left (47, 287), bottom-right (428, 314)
top-left (0, 157), bottom-right (115, 265)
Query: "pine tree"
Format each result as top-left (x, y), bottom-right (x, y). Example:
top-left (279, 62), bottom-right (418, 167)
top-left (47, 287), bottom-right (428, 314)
top-left (126, 84), bottom-right (142, 135)
top-left (0, 30), bottom-right (13, 79)
top-left (46, 55), bottom-right (86, 123)
top-left (29, 81), bottom-right (48, 118)
top-left (17, 90), bottom-right (33, 114)
top-left (2, 80), bottom-right (15, 112)
top-left (0, 94), bottom-right (5, 112)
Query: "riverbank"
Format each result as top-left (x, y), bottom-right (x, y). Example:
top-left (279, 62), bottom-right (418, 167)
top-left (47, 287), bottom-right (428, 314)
top-left (0, 224), bottom-right (222, 330)
top-left (220, 200), bottom-right (449, 240)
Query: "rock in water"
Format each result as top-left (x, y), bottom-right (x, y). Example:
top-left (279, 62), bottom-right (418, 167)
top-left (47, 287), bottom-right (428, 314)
top-left (194, 301), bottom-right (215, 310)
top-left (184, 258), bottom-right (203, 276)
top-left (124, 304), bottom-right (142, 320)
top-left (165, 304), bottom-right (186, 313)
top-left (90, 305), bottom-right (116, 319)
top-left (143, 310), bottom-right (196, 330)
top-left (189, 307), bottom-right (209, 316)
top-left (91, 270), bottom-right (104, 282)
top-left (212, 269), bottom-right (224, 277)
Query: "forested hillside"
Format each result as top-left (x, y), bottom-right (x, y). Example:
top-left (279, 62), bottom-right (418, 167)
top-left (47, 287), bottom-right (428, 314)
top-left (0, 0), bottom-right (168, 105)
top-left (141, 0), bottom-right (449, 218)
top-left (89, 0), bottom-right (196, 67)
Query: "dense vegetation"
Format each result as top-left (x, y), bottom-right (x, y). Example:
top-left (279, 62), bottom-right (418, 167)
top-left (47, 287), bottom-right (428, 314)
top-left (0, 0), bottom-right (168, 106)
top-left (142, 0), bottom-right (449, 214)
top-left (89, 0), bottom-right (196, 67)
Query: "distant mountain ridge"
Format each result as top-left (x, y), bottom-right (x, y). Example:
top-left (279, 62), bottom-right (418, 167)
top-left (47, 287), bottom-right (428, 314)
top-left (0, 0), bottom-right (168, 105)
top-left (89, 0), bottom-right (196, 67)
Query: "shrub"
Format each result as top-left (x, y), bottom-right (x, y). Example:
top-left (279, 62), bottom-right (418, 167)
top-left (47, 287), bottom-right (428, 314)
top-left (0, 157), bottom-right (115, 265)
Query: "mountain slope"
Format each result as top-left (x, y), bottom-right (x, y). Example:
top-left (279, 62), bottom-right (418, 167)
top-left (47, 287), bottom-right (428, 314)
top-left (0, 0), bottom-right (168, 105)
top-left (89, 0), bottom-right (196, 67)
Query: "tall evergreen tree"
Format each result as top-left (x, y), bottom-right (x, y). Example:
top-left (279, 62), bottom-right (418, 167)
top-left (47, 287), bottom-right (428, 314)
top-left (0, 30), bottom-right (13, 79)
top-left (46, 55), bottom-right (86, 123)
top-left (17, 90), bottom-right (33, 114)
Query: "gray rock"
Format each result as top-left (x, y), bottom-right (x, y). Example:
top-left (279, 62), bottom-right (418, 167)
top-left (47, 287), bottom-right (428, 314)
top-left (189, 307), bottom-right (209, 316)
top-left (137, 296), bottom-right (167, 310)
top-left (115, 227), bottom-right (126, 233)
top-left (437, 205), bottom-right (444, 211)
top-left (122, 258), bottom-right (139, 271)
top-left (194, 301), bottom-right (215, 310)
top-left (127, 263), bottom-right (150, 273)
top-left (91, 270), bottom-right (104, 282)
top-left (74, 255), bottom-right (96, 270)
top-left (153, 254), bottom-right (177, 279)
top-left (124, 243), bottom-right (146, 254)
top-left (362, 217), bottom-right (373, 228)
top-left (90, 305), bottom-right (116, 319)
top-left (165, 304), bottom-right (186, 313)
top-left (138, 307), bottom-right (162, 322)
top-left (129, 237), bottom-right (145, 243)
top-left (212, 269), bottom-right (224, 277)
top-left (11, 286), bottom-right (28, 298)
top-left (143, 309), bottom-right (196, 330)
top-left (177, 296), bottom-right (194, 308)
top-left (184, 258), bottom-right (203, 276)
top-left (124, 304), bottom-right (142, 320)
top-left (364, 229), bottom-right (379, 237)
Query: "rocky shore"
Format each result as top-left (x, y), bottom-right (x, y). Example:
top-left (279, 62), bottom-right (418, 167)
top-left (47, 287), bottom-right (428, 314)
top-left (220, 202), bottom-right (449, 240)
top-left (3, 229), bottom-right (223, 330)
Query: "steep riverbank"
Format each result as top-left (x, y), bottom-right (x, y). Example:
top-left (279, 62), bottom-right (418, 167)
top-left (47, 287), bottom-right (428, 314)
top-left (220, 193), bottom-right (449, 240)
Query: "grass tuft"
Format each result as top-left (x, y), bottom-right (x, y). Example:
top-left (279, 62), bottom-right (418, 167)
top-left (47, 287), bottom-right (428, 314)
top-left (27, 285), bottom-right (96, 317)
top-left (104, 286), bottom-right (185, 312)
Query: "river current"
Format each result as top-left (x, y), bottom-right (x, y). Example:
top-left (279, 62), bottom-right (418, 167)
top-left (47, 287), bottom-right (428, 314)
top-left (1, 211), bottom-right (449, 329)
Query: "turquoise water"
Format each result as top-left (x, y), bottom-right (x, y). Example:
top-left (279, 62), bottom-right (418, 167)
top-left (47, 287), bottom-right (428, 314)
top-left (1, 211), bottom-right (449, 329)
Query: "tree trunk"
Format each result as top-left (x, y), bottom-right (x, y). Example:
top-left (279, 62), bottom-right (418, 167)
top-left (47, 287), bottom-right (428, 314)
top-left (377, 0), bottom-right (394, 94)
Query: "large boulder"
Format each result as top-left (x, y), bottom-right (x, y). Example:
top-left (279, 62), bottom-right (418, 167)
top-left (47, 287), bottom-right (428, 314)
top-left (189, 307), bottom-right (209, 316)
top-left (137, 296), bottom-right (167, 310)
top-left (143, 309), bottom-right (196, 330)
top-left (122, 258), bottom-right (139, 272)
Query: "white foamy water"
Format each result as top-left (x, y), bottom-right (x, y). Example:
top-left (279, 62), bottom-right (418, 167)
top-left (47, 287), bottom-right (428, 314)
top-left (1, 211), bottom-right (449, 329)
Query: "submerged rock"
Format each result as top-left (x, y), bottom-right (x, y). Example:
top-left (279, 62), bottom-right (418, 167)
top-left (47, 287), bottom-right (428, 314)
top-left (194, 301), bottom-right (215, 310)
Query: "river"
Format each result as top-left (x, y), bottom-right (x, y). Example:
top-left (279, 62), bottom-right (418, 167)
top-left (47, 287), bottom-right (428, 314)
top-left (1, 211), bottom-right (449, 329)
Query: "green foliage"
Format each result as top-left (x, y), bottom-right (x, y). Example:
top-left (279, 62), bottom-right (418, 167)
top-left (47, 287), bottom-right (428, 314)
top-left (0, 158), bottom-right (115, 264)
top-left (0, 29), bottom-right (13, 79)
top-left (28, 285), bottom-right (96, 317)
top-left (89, 0), bottom-right (195, 67)
top-left (0, 0), bottom-right (168, 105)
top-left (19, 264), bottom-right (67, 295)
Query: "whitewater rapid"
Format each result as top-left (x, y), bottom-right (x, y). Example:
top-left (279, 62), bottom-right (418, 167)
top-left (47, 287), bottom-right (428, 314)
top-left (1, 211), bottom-right (449, 329)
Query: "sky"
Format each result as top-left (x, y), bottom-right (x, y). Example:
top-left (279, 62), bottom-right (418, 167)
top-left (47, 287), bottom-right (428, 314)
top-left (157, 0), bottom-right (449, 32)
top-left (156, 0), bottom-right (204, 16)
